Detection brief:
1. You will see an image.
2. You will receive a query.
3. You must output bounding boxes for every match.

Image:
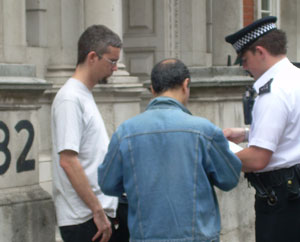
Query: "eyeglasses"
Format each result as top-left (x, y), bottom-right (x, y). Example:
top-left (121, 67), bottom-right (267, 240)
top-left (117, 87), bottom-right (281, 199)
top-left (98, 54), bottom-right (118, 66)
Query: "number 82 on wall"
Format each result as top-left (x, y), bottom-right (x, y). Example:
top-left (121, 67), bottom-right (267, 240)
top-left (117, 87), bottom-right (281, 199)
top-left (0, 120), bottom-right (35, 176)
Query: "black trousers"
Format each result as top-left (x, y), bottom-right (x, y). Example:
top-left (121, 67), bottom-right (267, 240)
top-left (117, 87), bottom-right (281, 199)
top-left (111, 203), bottom-right (130, 242)
top-left (59, 203), bottom-right (129, 242)
top-left (254, 167), bottom-right (300, 242)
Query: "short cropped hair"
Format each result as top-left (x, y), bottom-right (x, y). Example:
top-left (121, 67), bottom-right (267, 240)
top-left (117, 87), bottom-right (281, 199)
top-left (77, 25), bottom-right (122, 65)
top-left (151, 59), bottom-right (190, 94)
top-left (245, 29), bottom-right (287, 56)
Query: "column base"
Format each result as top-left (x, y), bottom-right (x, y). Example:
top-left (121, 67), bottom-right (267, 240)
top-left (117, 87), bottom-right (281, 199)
top-left (0, 185), bottom-right (56, 242)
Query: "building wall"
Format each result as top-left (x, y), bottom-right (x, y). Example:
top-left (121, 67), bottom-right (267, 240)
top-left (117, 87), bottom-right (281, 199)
top-left (244, 0), bottom-right (255, 26)
top-left (1, 0), bottom-right (300, 241)
top-left (281, 0), bottom-right (300, 61)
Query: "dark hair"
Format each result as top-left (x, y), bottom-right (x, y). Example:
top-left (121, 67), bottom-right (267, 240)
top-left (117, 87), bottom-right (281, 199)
top-left (151, 59), bottom-right (190, 94)
top-left (245, 29), bottom-right (287, 56)
top-left (77, 25), bottom-right (122, 65)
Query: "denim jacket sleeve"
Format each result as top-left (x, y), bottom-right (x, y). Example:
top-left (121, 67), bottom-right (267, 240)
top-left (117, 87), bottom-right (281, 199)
top-left (206, 127), bottom-right (242, 191)
top-left (98, 130), bottom-right (124, 197)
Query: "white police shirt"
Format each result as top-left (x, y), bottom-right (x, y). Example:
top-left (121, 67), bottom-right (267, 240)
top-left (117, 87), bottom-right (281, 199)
top-left (249, 58), bottom-right (300, 172)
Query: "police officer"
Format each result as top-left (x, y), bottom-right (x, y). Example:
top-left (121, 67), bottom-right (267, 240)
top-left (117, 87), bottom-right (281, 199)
top-left (223, 16), bottom-right (300, 242)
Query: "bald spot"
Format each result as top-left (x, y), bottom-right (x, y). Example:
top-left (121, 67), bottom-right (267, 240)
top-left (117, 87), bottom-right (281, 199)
top-left (161, 59), bottom-right (177, 65)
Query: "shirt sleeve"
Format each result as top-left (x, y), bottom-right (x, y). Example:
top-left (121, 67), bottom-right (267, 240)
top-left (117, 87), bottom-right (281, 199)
top-left (53, 100), bottom-right (83, 154)
top-left (205, 127), bottom-right (242, 191)
top-left (98, 130), bottom-right (124, 197)
top-left (249, 92), bottom-right (288, 151)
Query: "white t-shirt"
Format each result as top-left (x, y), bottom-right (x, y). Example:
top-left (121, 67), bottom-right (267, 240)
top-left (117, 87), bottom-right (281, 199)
top-left (51, 78), bottom-right (118, 226)
top-left (249, 58), bottom-right (300, 172)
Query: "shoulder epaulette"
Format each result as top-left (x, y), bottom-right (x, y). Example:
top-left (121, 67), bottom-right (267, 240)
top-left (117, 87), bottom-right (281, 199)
top-left (259, 78), bottom-right (273, 95)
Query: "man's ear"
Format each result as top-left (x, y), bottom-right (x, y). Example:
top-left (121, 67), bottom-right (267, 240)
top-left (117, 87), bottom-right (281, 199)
top-left (255, 46), bottom-right (267, 57)
top-left (150, 85), bottom-right (157, 96)
top-left (87, 51), bottom-right (98, 64)
top-left (182, 78), bottom-right (190, 92)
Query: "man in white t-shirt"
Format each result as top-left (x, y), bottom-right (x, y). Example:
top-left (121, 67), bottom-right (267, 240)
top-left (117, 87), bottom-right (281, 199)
top-left (51, 25), bottom-right (127, 242)
top-left (224, 16), bottom-right (300, 242)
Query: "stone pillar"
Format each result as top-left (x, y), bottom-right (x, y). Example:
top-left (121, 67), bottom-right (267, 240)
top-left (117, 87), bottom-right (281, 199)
top-left (45, 0), bottom-right (83, 86)
top-left (0, 0), bottom-right (26, 63)
top-left (281, 0), bottom-right (300, 62)
top-left (84, 0), bottom-right (142, 131)
top-left (177, 0), bottom-right (208, 66)
top-left (26, 0), bottom-right (47, 47)
top-left (84, 0), bottom-right (123, 40)
top-left (211, 0), bottom-right (243, 66)
top-left (0, 64), bottom-right (55, 242)
top-left (84, 0), bottom-right (132, 81)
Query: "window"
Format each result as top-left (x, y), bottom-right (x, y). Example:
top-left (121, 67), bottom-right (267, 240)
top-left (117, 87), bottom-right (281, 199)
top-left (261, 0), bottom-right (271, 17)
top-left (257, 0), bottom-right (280, 24)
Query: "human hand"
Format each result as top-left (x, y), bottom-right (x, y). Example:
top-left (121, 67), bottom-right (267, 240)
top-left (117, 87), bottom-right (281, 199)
top-left (92, 211), bottom-right (112, 242)
top-left (223, 127), bottom-right (247, 144)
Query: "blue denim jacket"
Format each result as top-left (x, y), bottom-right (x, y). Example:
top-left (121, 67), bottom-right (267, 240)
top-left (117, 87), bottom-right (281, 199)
top-left (98, 97), bottom-right (241, 242)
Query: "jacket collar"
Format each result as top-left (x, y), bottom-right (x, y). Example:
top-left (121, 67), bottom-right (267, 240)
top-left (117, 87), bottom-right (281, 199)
top-left (146, 96), bottom-right (192, 115)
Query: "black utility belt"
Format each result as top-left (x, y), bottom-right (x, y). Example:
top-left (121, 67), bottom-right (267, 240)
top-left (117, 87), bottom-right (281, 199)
top-left (245, 164), bottom-right (300, 205)
top-left (253, 164), bottom-right (300, 186)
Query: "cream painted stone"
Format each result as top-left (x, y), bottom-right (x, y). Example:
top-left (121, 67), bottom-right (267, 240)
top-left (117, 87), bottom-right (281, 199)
top-left (40, 180), bottom-right (53, 195)
top-left (2, 0), bottom-right (26, 63)
top-left (26, 47), bottom-right (48, 79)
top-left (39, 159), bottom-right (52, 183)
top-left (113, 102), bottom-right (141, 128)
top-left (0, 75), bottom-right (50, 190)
top-left (0, 63), bottom-right (35, 77)
top-left (128, 0), bottom-right (154, 32)
top-left (26, 0), bottom-right (47, 47)
top-left (0, 64), bottom-right (55, 242)
top-left (178, 0), bottom-right (207, 66)
top-left (93, 83), bottom-right (145, 133)
top-left (84, 0), bottom-right (123, 38)
top-left (281, 0), bottom-right (300, 62)
top-left (123, 0), bottom-right (159, 81)
top-left (0, 110), bottom-right (39, 189)
top-left (46, 0), bottom-right (81, 85)
top-left (123, 0), bottom-right (209, 82)
top-left (126, 51), bottom-right (154, 79)
top-left (0, 0), bottom-right (4, 62)
top-left (211, 0), bottom-right (243, 66)
top-left (0, 185), bottom-right (55, 242)
top-left (217, 179), bottom-right (255, 242)
top-left (37, 102), bottom-right (53, 153)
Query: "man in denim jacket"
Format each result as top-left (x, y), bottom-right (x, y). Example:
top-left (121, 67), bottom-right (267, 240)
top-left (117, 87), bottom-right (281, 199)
top-left (98, 58), bottom-right (241, 242)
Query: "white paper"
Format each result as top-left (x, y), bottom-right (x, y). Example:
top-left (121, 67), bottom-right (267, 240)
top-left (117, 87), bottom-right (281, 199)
top-left (228, 141), bottom-right (243, 153)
